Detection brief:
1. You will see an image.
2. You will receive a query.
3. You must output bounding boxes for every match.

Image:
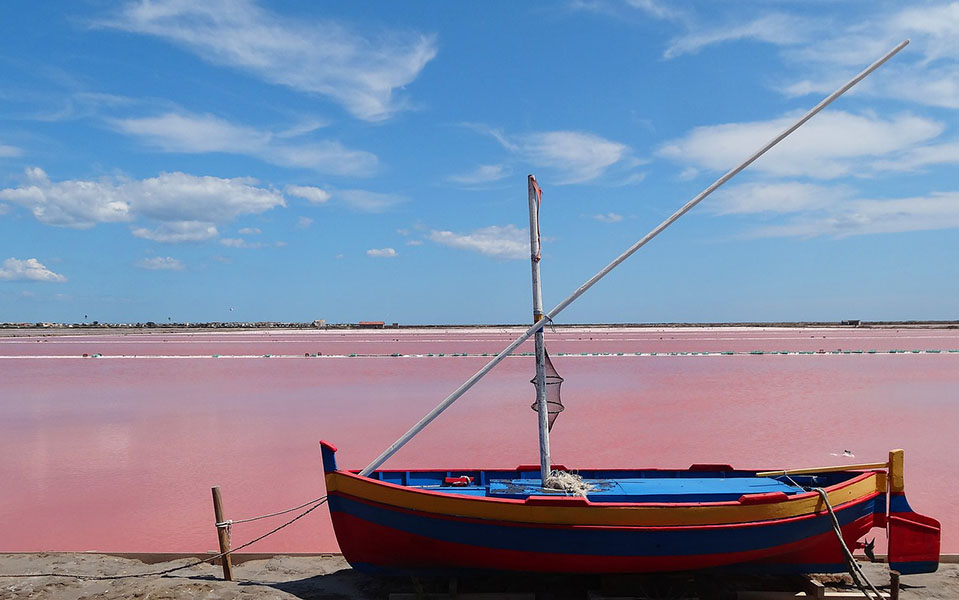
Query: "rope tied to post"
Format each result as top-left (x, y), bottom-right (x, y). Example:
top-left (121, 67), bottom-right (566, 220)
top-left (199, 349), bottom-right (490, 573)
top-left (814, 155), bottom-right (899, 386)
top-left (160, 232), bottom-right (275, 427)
top-left (216, 495), bottom-right (327, 526)
top-left (0, 495), bottom-right (328, 581)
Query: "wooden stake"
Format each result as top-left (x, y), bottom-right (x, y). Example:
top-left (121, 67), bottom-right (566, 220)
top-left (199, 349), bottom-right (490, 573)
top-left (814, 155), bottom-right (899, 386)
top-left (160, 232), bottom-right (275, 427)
top-left (211, 486), bottom-right (233, 581)
top-left (889, 570), bottom-right (900, 600)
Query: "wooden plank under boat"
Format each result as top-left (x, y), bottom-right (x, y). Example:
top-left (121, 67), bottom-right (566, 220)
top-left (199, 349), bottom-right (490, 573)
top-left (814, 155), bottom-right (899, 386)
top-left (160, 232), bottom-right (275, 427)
top-left (321, 443), bottom-right (940, 576)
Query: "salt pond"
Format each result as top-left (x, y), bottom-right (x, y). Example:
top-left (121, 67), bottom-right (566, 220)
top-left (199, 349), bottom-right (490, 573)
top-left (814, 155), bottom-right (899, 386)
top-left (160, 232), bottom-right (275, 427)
top-left (1, 326), bottom-right (956, 553)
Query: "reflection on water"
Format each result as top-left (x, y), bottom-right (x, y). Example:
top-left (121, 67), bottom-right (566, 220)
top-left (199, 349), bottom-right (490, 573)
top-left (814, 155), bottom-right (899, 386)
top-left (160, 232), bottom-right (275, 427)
top-left (0, 328), bottom-right (956, 553)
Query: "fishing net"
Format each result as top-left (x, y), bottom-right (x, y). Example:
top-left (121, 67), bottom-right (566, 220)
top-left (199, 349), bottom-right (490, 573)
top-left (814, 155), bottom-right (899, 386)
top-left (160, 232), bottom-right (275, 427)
top-left (545, 470), bottom-right (593, 496)
top-left (530, 350), bottom-right (564, 431)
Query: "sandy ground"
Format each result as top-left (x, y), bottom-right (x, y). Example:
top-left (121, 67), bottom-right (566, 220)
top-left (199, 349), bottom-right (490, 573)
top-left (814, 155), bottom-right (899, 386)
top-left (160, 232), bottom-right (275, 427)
top-left (0, 554), bottom-right (957, 599)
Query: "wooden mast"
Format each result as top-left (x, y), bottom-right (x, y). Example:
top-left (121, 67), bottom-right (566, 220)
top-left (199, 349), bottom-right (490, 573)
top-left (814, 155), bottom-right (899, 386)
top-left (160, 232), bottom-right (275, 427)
top-left (528, 174), bottom-right (551, 485)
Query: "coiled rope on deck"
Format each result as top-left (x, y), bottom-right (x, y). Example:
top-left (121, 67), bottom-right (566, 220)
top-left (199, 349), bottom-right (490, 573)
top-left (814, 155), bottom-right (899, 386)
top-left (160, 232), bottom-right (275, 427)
top-left (0, 496), bottom-right (327, 580)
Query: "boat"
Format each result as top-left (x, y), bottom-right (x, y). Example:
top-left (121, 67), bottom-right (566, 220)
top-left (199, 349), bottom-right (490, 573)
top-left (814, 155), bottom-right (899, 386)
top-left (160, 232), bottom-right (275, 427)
top-left (320, 39), bottom-right (940, 577)
top-left (321, 444), bottom-right (940, 576)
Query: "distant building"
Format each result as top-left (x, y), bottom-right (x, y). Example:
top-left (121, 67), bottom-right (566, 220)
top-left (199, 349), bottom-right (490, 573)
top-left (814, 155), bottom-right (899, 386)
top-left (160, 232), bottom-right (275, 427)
top-left (841, 319), bottom-right (862, 327)
top-left (357, 321), bottom-right (385, 329)
top-left (313, 319), bottom-right (326, 328)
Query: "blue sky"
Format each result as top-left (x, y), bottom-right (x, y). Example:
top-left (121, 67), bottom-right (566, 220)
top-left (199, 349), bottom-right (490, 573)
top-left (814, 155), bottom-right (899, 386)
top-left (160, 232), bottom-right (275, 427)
top-left (1, 1), bottom-right (957, 324)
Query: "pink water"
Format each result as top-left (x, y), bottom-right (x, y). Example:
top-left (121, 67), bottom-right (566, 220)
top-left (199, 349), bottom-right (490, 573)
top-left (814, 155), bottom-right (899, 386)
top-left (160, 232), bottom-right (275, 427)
top-left (1, 327), bottom-right (956, 554)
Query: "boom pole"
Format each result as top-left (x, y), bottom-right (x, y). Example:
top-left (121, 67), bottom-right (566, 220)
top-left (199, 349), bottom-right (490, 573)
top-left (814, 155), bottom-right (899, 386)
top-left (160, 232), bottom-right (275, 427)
top-left (358, 39), bottom-right (910, 477)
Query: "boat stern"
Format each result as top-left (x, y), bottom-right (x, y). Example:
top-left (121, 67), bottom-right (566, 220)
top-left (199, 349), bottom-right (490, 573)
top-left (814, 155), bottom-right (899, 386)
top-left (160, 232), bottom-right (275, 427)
top-left (886, 450), bottom-right (941, 574)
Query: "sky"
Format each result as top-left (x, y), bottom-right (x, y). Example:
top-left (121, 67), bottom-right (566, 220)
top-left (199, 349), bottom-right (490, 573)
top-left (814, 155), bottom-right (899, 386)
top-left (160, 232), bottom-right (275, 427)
top-left (0, 1), bottom-right (957, 325)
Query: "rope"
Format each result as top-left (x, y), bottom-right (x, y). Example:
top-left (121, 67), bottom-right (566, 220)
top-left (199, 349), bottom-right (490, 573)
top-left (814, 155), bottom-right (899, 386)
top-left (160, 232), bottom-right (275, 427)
top-left (0, 497), bottom-right (327, 581)
top-left (215, 494), bottom-right (327, 527)
top-left (771, 476), bottom-right (884, 599)
top-left (811, 487), bottom-right (884, 600)
top-left (544, 470), bottom-right (593, 497)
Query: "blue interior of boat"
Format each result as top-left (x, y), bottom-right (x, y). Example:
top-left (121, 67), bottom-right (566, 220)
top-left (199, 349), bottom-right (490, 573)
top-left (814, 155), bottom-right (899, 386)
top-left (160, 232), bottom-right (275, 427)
top-left (487, 477), bottom-right (799, 502)
top-left (363, 468), bottom-right (852, 502)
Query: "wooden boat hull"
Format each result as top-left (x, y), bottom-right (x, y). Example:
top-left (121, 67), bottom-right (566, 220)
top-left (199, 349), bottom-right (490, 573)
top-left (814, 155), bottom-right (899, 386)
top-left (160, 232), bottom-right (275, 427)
top-left (320, 442), bottom-right (939, 575)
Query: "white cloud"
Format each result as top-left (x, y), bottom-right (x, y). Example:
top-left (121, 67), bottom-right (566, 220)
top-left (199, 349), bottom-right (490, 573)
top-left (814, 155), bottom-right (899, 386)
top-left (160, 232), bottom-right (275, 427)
top-left (593, 212), bottom-right (624, 223)
top-left (612, 171), bottom-right (647, 187)
top-left (2, 168), bottom-right (284, 243)
top-left (296, 216), bottom-right (313, 229)
top-left (113, 113), bottom-right (377, 175)
top-left (664, 13), bottom-right (812, 59)
top-left (872, 141), bottom-right (959, 172)
top-left (625, 0), bottom-right (682, 21)
top-left (0, 258), bottom-right (66, 282)
top-left (0, 204), bottom-right (9, 215)
top-left (571, 0), bottom-right (683, 22)
top-left (789, 4), bottom-right (958, 67)
top-left (366, 247), bottom-right (397, 258)
top-left (776, 3), bottom-right (959, 109)
top-left (783, 63), bottom-right (959, 112)
top-left (338, 190), bottom-right (406, 213)
top-left (599, 2), bottom-right (958, 111)
top-left (519, 131), bottom-right (629, 184)
top-left (429, 225), bottom-right (529, 260)
top-left (0, 144), bottom-right (22, 157)
top-left (143, 173), bottom-right (284, 221)
top-left (221, 237), bottom-right (269, 249)
top-left (747, 191), bottom-right (959, 239)
top-left (133, 221), bottom-right (219, 243)
top-left (657, 111), bottom-right (945, 179)
top-left (114, 112), bottom-right (266, 152)
top-left (276, 119), bottom-right (329, 138)
top-left (0, 167), bottom-right (132, 228)
top-left (26, 91), bottom-right (135, 123)
top-left (709, 182), bottom-right (853, 215)
top-left (448, 164), bottom-right (510, 185)
top-left (707, 182), bottom-right (959, 239)
top-left (286, 184), bottom-right (331, 204)
top-left (469, 124), bottom-right (631, 185)
top-left (102, 0), bottom-right (437, 121)
top-left (136, 256), bottom-right (185, 270)
top-left (405, 239), bottom-right (423, 246)
top-left (238, 227), bottom-right (261, 235)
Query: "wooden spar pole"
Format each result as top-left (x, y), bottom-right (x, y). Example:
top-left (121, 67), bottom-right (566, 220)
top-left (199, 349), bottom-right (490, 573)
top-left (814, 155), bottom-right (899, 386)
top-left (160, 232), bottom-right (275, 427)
top-left (528, 175), bottom-right (551, 485)
top-left (358, 40), bottom-right (909, 478)
top-left (211, 486), bottom-right (233, 581)
top-left (755, 461), bottom-right (889, 478)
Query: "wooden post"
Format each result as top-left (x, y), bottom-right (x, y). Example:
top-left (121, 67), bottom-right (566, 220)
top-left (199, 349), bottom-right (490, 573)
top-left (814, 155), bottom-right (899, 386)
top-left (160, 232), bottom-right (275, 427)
top-left (211, 486), bottom-right (233, 581)
top-left (890, 570), bottom-right (900, 600)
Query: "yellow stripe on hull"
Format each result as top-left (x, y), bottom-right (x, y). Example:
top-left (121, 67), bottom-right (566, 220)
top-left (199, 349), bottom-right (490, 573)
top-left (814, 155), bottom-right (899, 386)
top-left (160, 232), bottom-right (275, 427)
top-left (326, 471), bottom-right (885, 527)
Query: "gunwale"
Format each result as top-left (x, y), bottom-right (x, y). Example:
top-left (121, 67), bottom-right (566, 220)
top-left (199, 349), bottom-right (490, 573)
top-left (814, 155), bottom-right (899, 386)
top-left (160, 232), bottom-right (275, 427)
top-left (325, 468), bottom-right (886, 527)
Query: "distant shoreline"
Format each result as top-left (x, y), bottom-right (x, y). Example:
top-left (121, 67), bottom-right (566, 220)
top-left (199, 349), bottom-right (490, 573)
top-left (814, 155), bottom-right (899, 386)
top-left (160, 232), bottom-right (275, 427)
top-left (1, 319), bottom-right (956, 337)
